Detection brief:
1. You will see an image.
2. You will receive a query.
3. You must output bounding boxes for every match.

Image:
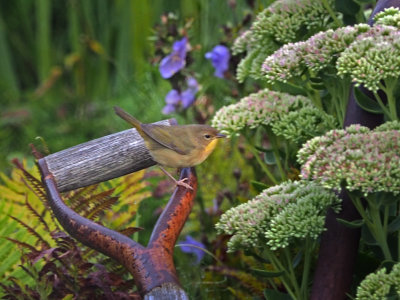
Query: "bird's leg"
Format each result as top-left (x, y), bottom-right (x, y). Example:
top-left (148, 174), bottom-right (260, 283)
top-left (158, 165), bottom-right (193, 190)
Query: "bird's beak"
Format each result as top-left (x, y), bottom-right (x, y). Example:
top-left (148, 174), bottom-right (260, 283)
top-left (216, 133), bottom-right (227, 138)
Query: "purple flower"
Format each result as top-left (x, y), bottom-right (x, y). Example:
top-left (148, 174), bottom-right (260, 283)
top-left (205, 45), bottom-right (230, 78)
top-left (178, 235), bottom-right (206, 264)
top-left (162, 77), bottom-right (199, 114)
top-left (181, 77), bottom-right (199, 108)
top-left (159, 37), bottom-right (188, 79)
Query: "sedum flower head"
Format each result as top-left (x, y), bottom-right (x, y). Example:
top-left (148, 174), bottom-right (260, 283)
top-left (375, 120), bottom-right (400, 132)
top-left (211, 89), bottom-right (312, 136)
top-left (298, 123), bottom-right (400, 195)
top-left (272, 106), bottom-right (338, 144)
top-left (262, 42), bottom-right (307, 83)
top-left (356, 263), bottom-right (400, 300)
top-left (336, 25), bottom-right (400, 91)
top-left (232, 0), bottom-right (335, 82)
top-left (262, 24), bottom-right (370, 83)
top-left (253, 0), bottom-right (335, 44)
top-left (232, 30), bottom-right (253, 55)
top-left (374, 7), bottom-right (400, 27)
top-left (216, 181), bottom-right (340, 252)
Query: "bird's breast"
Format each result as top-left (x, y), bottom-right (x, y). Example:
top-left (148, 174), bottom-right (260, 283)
top-left (149, 139), bottom-right (219, 168)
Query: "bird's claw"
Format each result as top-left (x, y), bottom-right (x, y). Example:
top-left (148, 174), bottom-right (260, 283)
top-left (176, 178), bottom-right (193, 190)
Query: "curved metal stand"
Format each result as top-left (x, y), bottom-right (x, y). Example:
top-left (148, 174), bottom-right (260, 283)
top-left (39, 158), bottom-right (196, 299)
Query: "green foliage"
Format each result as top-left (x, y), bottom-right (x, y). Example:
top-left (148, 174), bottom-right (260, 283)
top-left (4, 1), bottom-right (400, 299)
top-left (0, 161), bottom-right (150, 298)
top-left (213, 2), bottom-right (400, 300)
top-left (356, 262), bottom-right (400, 299)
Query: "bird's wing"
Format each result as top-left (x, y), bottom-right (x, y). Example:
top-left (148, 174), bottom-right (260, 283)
top-left (141, 124), bottom-right (189, 155)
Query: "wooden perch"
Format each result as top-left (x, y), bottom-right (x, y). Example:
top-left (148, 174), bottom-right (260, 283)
top-left (39, 119), bottom-right (174, 192)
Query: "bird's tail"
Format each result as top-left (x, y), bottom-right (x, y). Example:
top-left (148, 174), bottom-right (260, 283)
top-left (114, 106), bottom-right (142, 130)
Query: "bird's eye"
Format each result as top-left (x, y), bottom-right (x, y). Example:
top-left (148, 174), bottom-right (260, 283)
top-left (204, 134), bottom-right (211, 139)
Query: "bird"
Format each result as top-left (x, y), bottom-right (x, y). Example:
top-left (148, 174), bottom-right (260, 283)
top-left (114, 106), bottom-right (226, 190)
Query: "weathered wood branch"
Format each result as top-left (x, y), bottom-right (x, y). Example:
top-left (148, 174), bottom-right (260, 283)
top-left (39, 119), bottom-right (174, 192)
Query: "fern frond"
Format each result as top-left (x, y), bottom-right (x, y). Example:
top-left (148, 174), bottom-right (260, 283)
top-left (70, 188), bottom-right (115, 213)
top-left (66, 184), bottom-right (99, 204)
top-left (5, 238), bottom-right (38, 254)
top-left (11, 159), bottom-right (47, 203)
top-left (119, 227), bottom-right (143, 237)
top-left (208, 265), bottom-right (266, 296)
top-left (8, 216), bottom-right (50, 249)
top-left (84, 196), bottom-right (118, 220)
top-left (24, 196), bottom-right (50, 232)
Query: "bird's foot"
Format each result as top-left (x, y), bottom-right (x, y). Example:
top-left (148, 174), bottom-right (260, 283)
top-left (176, 178), bottom-right (193, 190)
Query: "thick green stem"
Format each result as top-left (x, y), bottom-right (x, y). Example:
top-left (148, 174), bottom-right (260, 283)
top-left (379, 80), bottom-right (398, 121)
top-left (248, 144), bottom-right (278, 185)
top-left (373, 90), bottom-right (392, 120)
top-left (300, 238), bottom-right (312, 299)
top-left (365, 196), bottom-right (393, 260)
top-left (283, 248), bottom-right (302, 299)
top-left (263, 249), bottom-right (298, 300)
top-left (349, 194), bottom-right (392, 260)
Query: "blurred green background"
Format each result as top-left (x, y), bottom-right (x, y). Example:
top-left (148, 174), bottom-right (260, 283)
top-left (0, 0), bottom-right (255, 172)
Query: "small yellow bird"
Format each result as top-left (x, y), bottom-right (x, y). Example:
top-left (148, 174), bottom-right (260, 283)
top-left (114, 106), bottom-right (226, 190)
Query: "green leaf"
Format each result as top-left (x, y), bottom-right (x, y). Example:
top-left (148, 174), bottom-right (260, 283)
top-left (264, 289), bottom-right (293, 300)
top-left (336, 218), bottom-right (364, 228)
top-left (309, 77), bottom-right (323, 84)
top-left (251, 268), bottom-right (285, 278)
top-left (380, 260), bottom-right (397, 271)
top-left (335, 0), bottom-right (360, 15)
top-left (375, 192), bottom-right (399, 206)
top-left (264, 150), bottom-right (276, 165)
top-left (244, 250), bottom-right (270, 264)
top-left (255, 145), bottom-right (270, 152)
top-left (251, 180), bottom-right (269, 193)
top-left (353, 86), bottom-right (383, 114)
top-left (292, 251), bottom-right (303, 269)
top-left (388, 215), bottom-right (400, 233)
top-left (362, 226), bottom-right (378, 245)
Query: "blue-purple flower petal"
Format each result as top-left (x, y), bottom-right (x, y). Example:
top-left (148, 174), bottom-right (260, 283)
top-left (172, 37), bottom-right (188, 57)
top-left (186, 77), bottom-right (199, 92)
top-left (181, 89), bottom-right (196, 108)
top-left (162, 104), bottom-right (176, 115)
top-left (205, 45), bottom-right (230, 78)
top-left (179, 235), bottom-right (206, 264)
top-left (165, 89), bottom-right (181, 104)
top-left (159, 37), bottom-right (188, 79)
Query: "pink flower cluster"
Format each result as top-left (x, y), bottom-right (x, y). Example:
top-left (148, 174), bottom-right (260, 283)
top-left (298, 122), bottom-right (400, 195)
top-left (211, 88), bottom-right (311, 136)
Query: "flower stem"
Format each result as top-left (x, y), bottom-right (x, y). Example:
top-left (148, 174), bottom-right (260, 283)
top-left (321, 0), bottom-right (342, 27)
top-left (366, 195), bottom-right (393, 260)
top-left (379, 79), bottom-right (398, 121)
top-left (300, 238), bottom-right (312, 299)
top-left (349, 193), bottom-right (392, 259)
top-left (373, 90), bottom-right (392, 120)
top-left (263, 249), bottom-right (298, 300)
top-left (283, 247), bottom-right (302, 299)
top-left (265, 126), bottom-right (287, 181)
top-left (248, 144), bottom-right (278, 185)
